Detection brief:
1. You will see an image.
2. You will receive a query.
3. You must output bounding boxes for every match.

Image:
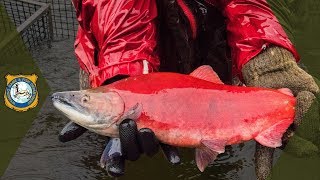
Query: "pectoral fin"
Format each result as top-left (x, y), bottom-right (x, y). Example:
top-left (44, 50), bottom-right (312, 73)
top-left (118, 103), bottom-right (142, 124)
top-left (195, 139), bottom-right (226, 172)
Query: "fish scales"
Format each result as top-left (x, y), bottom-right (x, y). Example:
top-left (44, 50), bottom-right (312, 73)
top-left (102, 73), bottom-right (295, 147)
top-left (52, 65), bottom-right (296, 172)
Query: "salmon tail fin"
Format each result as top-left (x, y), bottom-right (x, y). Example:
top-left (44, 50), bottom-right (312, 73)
top-left (278, 88), bottom-right (294, 96)
top-left (190, 65), bottom-right (224, 84)
top-left (255, 119), bottom-right (293, 148)
top-left (195, 139), bottom-right (226, 172)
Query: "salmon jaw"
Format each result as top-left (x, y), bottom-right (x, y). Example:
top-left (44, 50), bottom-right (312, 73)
top-left (51, 90), bottom-right (125, 137)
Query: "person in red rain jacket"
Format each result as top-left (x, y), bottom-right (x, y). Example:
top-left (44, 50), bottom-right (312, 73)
top-left (59, 0), bottom-right (319, 179)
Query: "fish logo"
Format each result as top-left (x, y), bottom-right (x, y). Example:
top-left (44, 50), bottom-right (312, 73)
top-left (4, 74), bottom-right (39, 112)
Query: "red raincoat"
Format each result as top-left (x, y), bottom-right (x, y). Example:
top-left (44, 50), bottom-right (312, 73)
top-left (72, 0), bottom-right (299, 88)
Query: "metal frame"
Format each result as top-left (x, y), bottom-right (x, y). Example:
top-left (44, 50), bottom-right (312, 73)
top-left (0, 0), bottom-right (53, 54)
top-left (16, 0), bottom-right (53, 40)
top-left (41, 0), bottom-right (77, 39)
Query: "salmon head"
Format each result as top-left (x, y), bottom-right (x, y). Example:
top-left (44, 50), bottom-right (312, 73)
top-left (51, 90), bottom-right (125, 137)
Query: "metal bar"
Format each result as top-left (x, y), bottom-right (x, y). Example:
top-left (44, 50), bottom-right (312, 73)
top-left (47, 3), bottom-right (53, 45)
top-left (18, 0), bottom-right (47, 7)
top-left (1, 0), bottom-right (52, 54)
top-left (16, 3), bottom-right (49, 33)
top-left (58, 0), bottom-right (63, 37)
top-left (48, 3), bottom-right (53, 40)
top-left (65, 1), bottom-right (69, 37)
top-left (1, 0), bottom-right (78, 52)
top-left (8, 1), bottom-right (17, 26)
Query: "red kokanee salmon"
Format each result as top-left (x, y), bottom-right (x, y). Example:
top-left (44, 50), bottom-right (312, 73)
top-left (52, 65), bottom-right (296, 171)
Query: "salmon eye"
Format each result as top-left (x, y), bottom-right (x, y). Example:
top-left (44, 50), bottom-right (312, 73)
top-left (81, 95), bottom-right (90, 103)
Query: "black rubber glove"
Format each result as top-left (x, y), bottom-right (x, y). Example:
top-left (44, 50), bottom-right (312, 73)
top-left (99, 119), bottom-right (181, 177)
top-left (59, 119), bottom-right (181, 177)
top-left (58, 121), bottom-right (87, 142)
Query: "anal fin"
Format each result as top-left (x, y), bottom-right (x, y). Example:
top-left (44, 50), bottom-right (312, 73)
top-left (255, 119), bottom-right (293, 148)
top-left (195, 139), bottom-right (226, 172)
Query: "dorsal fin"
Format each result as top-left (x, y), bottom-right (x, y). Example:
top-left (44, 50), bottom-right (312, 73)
top-left (189, 65), bottom-right (224, 84)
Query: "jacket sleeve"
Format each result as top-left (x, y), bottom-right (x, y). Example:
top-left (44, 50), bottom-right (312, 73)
top-left (73, 0), bottom-right (160, 88)
top-left (206, 0), bottom-right (299, 77)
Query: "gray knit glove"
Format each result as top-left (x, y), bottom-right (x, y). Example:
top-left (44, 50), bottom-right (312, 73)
top-left (242, 46), bottom-right (319, 95)
top-left (242, 46), bottom-right (319, 180)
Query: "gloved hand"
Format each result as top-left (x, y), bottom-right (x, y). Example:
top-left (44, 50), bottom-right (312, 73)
top-left (59, 69), bottom-right (180, 177)
top-left (100, 119), bottom-right (180, 177)
top-left (242, 45), bottom-right (319, 180)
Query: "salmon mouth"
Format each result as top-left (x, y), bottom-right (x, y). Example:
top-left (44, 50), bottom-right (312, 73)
top-left (51, 92), bottom-right (88, 113)
top-left (51, 92), bottom-right (95, 126)
top-left (51, 90), bottom-right (126, 137)
top-left (51, 94), bottom-right (76, 109)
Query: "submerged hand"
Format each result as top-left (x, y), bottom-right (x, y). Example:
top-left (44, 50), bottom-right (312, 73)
top-left (58, 118), bottom-right (180, 177)
top-left (242, 46), bottom-right (319, 180)
top-left (100, 119), bottom-right (180, 177)
top-left (58, 121), bottom-right (88, 142)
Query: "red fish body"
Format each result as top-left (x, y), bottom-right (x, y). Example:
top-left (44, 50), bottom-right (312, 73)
top-left (54, 66), bottom-right (295, 171)
top-left (89, 66), bottom-right (296, 171)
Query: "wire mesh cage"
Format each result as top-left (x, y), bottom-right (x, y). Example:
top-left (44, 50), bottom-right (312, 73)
top-left (0, 0), bottom-right (53, 57)
top-left (0, 0), bottom-right (78, 58)
top-left (0, 2), bottom-right (14, 32)
top-left (38, 0), bottom-right (77, 39)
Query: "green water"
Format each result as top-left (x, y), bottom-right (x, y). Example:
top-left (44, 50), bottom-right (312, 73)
top-left (272, 0), bottom-right (320, 79)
